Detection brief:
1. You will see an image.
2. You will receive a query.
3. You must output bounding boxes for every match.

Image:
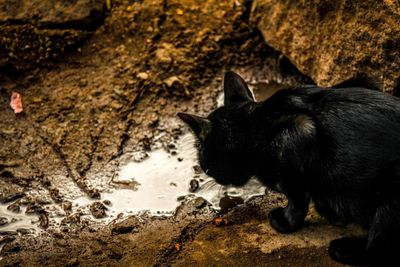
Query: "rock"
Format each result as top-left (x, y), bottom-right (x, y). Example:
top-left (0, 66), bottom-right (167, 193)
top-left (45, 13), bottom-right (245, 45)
top-left (39, 213), bottom-right (49, 229)
top-left (0, 0), bottom-right (105, 29)
top-left (192, 165), bottom-right (202, 174)
top-left (103, 199), bottom-right (112, 206)
top-left (0, 217), bottom-right (8, 226)
top-left (251, 0), bottom-right (400, 93)
top-left (219, 195), bottom-right (244, 213)
top-left (111, 217), bottom-right (140, 235)
top-left (16, 228), bottom-right (30, 235)
top-left (89, 201), bottom-right (108, 219)
top-left (193, 197), bottom-right (207, 209)
top-left (189, 179), bottom-right (199, 193)
top-left (7, 203), bottom-right (20, 213)
top-left (0, 0), bottom-right (106, 70)
top-left (136, 72), bottom-right (149, 80)
top-left (62, 201), bottom-right (72, 212)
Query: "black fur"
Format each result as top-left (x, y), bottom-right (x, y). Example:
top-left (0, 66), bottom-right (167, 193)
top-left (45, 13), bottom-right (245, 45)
top-left (178, 71), bottom-right (400, 266)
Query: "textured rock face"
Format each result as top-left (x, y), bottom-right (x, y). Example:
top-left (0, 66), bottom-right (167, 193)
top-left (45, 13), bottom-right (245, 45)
top-left (0, 0), bottom-right (105, 70)
top-left (251, 0), bottom-right (400, 93)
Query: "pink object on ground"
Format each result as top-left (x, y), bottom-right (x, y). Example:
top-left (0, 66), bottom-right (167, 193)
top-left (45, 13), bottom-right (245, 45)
top-left (10, 92), bottom-right (23, 114)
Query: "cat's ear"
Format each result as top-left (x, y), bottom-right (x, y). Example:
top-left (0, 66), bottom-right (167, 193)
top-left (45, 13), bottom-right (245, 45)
top-left (224, 71), bottom-right (254, 106)
top-left (177, 113), bottom-right (211, 141)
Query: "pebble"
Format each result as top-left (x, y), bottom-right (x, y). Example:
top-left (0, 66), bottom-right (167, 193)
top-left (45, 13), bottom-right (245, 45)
top-left (189, 179), bottom-right (199, 193)
top-left (193, 197), bottom-right (206, 209)
top-left (7, 202), bottom-right (20, 213)
top-left (0, 217), bottom-right (8, 226)
top-left (136, 72), bottom-right (149, 80)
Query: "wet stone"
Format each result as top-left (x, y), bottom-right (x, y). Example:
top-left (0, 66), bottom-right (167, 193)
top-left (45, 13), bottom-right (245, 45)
top-left (192, 165), bottom-right (203, 174)
top-left (16, 228), bottom-right (30, 235)
top-left (0, 217), bottom-right (8, 226)
top-left (7, 202), bottom-right (20, 213)
top-left (219, 195), bottom-right (244, 213)
top-left (62, 201), bottom-right (72, 212)
top-left (189, 179), bottom-right (199, 193)
top-left (131, 151), bottom-right (149, 162)
top-left (39, 213), bottom-right (49, 228)
top-left (25, 204), bottom-right (44, 215)
top-left (193, 197), bottom-right (207, 209)
top-left (89, 202), bottom-right (108, 219)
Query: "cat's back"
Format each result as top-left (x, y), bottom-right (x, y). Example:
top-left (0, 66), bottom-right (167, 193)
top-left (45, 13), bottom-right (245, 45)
top-left (266, 86), bottom-right (400, 176)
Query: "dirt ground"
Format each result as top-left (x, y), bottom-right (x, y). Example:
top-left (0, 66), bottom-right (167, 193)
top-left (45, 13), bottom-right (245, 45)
top-left (1, 0), bottom-right (361, 266)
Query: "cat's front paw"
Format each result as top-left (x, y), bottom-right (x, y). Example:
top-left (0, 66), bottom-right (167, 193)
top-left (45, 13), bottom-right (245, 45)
top-left (268, 207), bottom-right (303, 233)
top-left (329, 237), bottom-right (368, 266)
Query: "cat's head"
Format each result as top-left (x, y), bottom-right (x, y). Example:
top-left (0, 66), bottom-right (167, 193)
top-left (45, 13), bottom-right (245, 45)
top-left (178, 71), bottom-right (255, 186)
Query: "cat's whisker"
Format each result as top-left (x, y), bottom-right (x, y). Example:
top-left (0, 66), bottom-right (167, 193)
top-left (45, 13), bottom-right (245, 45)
top-left (199, 180), bottom-right (214, 190)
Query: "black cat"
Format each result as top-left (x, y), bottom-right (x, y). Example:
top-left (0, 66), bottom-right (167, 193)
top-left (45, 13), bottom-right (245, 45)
top-left (178, 71), bottom-right (400, 266)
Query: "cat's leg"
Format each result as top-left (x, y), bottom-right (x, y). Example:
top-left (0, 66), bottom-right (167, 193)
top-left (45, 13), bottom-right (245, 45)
top-left (313, 198), bottom-right (343, 224)
top-left (329, 237), bottom-right (368, 266)
top-left (268, 189), bottom-right (310, 233)
top-left (329, 201), bottom-right (400, 266)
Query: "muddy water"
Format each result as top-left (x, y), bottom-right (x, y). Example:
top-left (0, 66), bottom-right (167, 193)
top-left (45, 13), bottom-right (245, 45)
top-left (0, 204), bottom-right (39, 232)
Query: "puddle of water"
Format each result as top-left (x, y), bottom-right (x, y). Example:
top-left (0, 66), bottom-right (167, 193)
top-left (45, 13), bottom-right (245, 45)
top-left (0, 204), bottom-right (40, 233)
top-left (89, 80), bottom-right (283, 217)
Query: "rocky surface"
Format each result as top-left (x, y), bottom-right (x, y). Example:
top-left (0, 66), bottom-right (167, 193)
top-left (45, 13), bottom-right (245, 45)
top-left (251, 0), bottom-right (400, 93)
top-left (0, 0), bottom-right (105, 70)
top-left (0, 194), bottom-right (363, 266)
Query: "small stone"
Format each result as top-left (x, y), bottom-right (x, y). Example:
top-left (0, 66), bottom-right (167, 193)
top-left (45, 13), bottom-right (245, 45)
top-left (103, 200), bottom-right (111, 206)
top-left (16, 228), bottom-right (30, 235)
top-left (62, 201), bottom-right (72, 212)
top-left (39, 213), bottom-right (49, 228)
top-left (177, 195), bottom-right (185, 201)
top-left (56, 239), bottom-right (68, 246)
top-left (111, 225), bottom-right (135, 235)
top-left (7, 202), bottom-right (20, 213)
top-left (189, 179), bottom-right (199, 193)
top-left (111, 102), bottom-right (123, 110)
top-left (136, 72), bottom-right (149, 80)
top-left (193, 165), bottom-right (202, 174)
top-left (155, 48), bottom-right (172, 64)
top-left (0, 217), bottom-right (8, 226)
top-left (89, 202), bottom-right (108, 219)
top-left (164, 76), bottom-right (180, 87)
top-left (193, 197), bottom-right (206, 209)
top-left (66, 258), bottom-right (79, 267)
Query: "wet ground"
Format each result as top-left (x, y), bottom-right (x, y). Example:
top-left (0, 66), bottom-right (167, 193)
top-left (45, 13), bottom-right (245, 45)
top-left (0, 0), bottom-right (362, 266)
